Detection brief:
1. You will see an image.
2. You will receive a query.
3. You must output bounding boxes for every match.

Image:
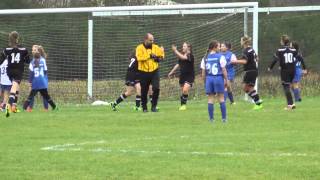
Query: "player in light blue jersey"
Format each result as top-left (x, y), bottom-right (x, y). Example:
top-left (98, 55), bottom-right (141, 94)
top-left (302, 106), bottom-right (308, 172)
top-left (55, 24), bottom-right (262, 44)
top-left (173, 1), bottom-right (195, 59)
top-left (291, 42), bottom-right (307, 102)
top-left (0, 59), bottom-right (12, 111)
top-left (23, 50), bottom-right (57, 111)
top-left (201, 40), bottom-right (228, 123)
top-left (24, 45), bottom-right (49, 112)
top-left (221, 42), bottom-right (237, 105)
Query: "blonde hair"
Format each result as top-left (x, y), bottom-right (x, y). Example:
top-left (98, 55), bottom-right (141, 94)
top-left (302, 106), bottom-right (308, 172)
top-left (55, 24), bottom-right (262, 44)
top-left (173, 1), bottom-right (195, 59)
top-left (33, 44), bottom-right (47, 59)
top-left (241, 36), bottom-right (252, 46)
top-left (9, 31), bottom-right (20, 47)
top-left (281, 34), bottom-right (290, 46)
top-left (183, 42), bottom-right (192, 54)
top-left (37, 45), bottom-right (47, 59)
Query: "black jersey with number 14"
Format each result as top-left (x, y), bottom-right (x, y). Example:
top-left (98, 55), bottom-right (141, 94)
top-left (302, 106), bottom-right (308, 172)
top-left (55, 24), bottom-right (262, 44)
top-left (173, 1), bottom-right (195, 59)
top-left (0, 46), bottom-right (30, 73)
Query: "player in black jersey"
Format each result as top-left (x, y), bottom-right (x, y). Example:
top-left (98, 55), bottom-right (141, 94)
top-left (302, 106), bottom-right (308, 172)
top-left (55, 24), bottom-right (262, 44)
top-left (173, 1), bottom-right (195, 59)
top-left (0, 31), bottom-right (30, 117)
top-left (168, 42), bottom-right (194, 111)
top-left (110, 53), bottom-right (141, 111)
top-left (232, 36), bottom-right (263, 110)
top-left (268, 35), bottom-right (298, 110)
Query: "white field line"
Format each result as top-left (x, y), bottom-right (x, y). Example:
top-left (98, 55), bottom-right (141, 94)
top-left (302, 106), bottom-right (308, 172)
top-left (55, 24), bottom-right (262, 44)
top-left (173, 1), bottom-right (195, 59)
top-left (40, 140), bottom-right (106, 151)
top-left (40, 140), bottom-right (318, 158)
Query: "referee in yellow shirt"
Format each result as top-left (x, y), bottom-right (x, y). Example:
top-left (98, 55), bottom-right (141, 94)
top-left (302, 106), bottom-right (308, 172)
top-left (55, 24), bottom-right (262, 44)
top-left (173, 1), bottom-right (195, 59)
top-left (136, 33), bottom-right (164, 112)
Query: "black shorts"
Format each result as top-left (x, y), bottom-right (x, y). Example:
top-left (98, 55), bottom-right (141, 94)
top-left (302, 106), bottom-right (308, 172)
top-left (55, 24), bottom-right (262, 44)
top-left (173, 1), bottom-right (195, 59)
top-left (243, 70), bottom-right (258, 86)
top-left (7, 69), bottom-right (23, 83)
top-left (179, 74), bottom-right (194, 87)
top-left (139, 70), bottom-right (160, 90)
top-left (125, 71), bottom-right (140, 86)
top-left (281, 69), bottom-right (295, 85)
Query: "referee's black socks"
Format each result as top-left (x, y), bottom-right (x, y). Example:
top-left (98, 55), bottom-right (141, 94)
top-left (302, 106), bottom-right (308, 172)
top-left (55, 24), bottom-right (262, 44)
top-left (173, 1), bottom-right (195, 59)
top-left (151, 89), bottom-right (159, 107)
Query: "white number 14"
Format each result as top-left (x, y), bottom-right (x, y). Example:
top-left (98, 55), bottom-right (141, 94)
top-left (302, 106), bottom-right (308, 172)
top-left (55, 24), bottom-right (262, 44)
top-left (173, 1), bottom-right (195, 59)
top-left (11, 53), bottom-right (21, 63)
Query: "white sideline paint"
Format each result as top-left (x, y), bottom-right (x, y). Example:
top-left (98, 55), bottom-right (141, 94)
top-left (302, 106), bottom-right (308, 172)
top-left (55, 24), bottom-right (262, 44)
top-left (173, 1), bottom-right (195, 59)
top-left (41, 140), bottom-right (317, 158)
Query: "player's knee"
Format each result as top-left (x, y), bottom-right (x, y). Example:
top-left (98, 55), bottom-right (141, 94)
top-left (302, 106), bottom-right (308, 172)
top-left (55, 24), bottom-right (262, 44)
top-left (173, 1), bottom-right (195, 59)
top-left (182, 86), bottom-right (189, 94)
top-left (135, 88), bottom-right (141, 96)
top-left (207, 95), bottom-right (214, 103)
top-left (136, 90), bottom-right (141, 96)
top-left (125, 91), bottom-right (132, 97)
top-left (243, 86), bottom-right (249, 93)
top-left (218, 94), bottom-right (225, 103)
top-left (182, 89), bottom-right (188, 95)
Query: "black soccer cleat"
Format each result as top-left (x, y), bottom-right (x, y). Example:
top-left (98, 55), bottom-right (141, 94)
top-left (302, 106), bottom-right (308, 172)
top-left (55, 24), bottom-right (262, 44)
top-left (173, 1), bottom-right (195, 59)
top-left (110, 102), bottom-right (118, 111)
top-left (151, 106), bottom-right (159, 112)
top-left (5, 104), bottom-right (10, 118)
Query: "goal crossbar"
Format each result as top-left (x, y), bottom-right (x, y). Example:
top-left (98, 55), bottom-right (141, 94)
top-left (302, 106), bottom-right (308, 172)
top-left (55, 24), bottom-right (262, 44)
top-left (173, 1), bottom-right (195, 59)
top-left (0, 2), bottom-right (258, 15)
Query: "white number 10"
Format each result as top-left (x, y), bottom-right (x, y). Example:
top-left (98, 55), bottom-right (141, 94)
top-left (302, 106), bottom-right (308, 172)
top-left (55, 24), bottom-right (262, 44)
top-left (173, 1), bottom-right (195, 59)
top-left (284, 53), bottom-right (293, 64)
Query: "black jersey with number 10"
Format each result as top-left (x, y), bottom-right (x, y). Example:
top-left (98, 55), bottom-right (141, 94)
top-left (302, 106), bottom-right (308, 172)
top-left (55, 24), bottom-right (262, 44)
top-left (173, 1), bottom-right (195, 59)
top-left (275, 46), bottom-right (297, 71)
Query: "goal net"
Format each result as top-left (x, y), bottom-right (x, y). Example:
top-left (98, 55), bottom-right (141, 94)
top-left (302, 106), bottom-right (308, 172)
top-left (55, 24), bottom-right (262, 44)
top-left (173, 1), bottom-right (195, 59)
top-left (0, 13), bottom-right (89, 103)
top-left (91, 3), bottom-right (258, 102)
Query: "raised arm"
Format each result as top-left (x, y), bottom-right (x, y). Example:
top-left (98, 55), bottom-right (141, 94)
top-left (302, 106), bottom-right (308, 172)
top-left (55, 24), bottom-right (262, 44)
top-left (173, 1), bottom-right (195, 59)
top-left (172, 45), bottom-right (188, 60)
top-left (150, 45), bottom-right (165, 62)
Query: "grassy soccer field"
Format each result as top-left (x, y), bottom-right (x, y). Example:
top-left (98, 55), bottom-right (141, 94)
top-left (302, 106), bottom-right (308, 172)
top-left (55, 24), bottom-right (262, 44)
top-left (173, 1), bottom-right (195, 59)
top-left (0, 98), bottom-right (320, 179)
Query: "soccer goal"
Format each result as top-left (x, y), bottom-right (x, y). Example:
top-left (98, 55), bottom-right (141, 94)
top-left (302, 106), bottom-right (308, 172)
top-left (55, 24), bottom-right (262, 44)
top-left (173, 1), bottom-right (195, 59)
top-left (90, 2), bottom-right (259, 101)
top-left (0, 2), bottom-right (258, 103)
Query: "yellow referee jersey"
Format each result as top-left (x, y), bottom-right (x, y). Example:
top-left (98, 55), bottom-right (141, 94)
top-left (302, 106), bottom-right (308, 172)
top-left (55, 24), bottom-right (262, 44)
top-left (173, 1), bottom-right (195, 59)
top-left (136, 43), bottom-right (165, 72)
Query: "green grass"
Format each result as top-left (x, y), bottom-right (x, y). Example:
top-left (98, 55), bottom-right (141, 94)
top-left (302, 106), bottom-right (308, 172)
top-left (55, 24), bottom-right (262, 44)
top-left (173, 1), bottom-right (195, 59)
top-left (1, 98), bottom-right (320, 179)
